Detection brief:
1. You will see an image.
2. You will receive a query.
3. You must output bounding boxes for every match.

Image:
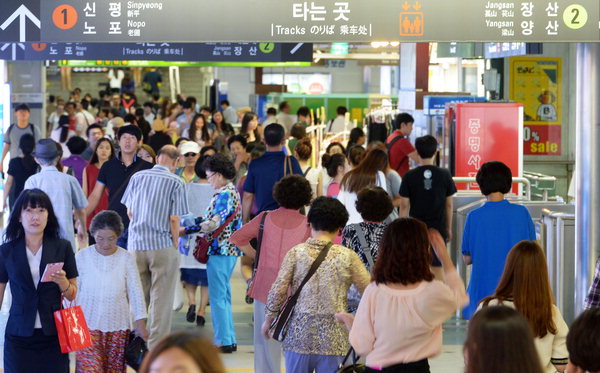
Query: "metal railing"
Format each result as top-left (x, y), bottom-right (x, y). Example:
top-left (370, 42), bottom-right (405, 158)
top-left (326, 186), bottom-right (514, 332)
top-left (452, 177), bottom-right (532, 200)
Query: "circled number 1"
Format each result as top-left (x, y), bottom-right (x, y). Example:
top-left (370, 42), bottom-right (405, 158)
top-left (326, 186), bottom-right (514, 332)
top-left (52, 5), bottom-right (78, 30)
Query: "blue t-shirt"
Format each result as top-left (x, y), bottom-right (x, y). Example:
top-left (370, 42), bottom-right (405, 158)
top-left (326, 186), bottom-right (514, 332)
top-left (461, 200), bottom-right (536, 319)
top-left (243, 151), bottom-right (303, 213)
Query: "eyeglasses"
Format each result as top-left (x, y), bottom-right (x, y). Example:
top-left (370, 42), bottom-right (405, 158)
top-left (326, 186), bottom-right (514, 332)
top-left (184, 153), bottom-right (198, 157)
top-left (206, 172), bottom-right (216, 179)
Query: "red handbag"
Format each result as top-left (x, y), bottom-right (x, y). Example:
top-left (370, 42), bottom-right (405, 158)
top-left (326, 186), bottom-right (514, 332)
top-left (53, 297), bottom-right (93, 353)
top-left (193, 205), bottom-right (240, 264)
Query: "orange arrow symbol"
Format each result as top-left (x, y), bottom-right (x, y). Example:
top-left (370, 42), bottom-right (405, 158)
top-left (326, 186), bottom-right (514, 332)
top-left (402, 1), bottom-right (411, 11)
top-left (414, 1), bottom-right (422, 10)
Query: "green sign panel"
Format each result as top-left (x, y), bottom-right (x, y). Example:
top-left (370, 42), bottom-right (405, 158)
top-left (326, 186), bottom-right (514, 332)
top-left (330, 42), bottom-right (349, 55)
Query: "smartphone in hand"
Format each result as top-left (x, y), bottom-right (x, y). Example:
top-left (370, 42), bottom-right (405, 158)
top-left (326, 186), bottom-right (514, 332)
top-left (40, 262), bottom-right (64, 283)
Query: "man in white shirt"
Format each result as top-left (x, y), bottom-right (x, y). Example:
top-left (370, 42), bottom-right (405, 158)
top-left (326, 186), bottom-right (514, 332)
top-left (75, 101), bottom-right (95, 137)
top-left (327, 106), bottom-right (348, 133)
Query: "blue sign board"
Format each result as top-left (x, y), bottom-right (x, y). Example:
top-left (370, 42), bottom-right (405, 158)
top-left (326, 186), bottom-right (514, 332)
top-left (423, 96), bottom-right (486, 116)
top-left (0, 42), bottom-right (313, 62)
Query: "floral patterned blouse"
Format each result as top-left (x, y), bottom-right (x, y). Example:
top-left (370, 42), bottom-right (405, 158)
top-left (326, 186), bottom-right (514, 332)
top-left (341, 222), bottom-right (387, 272)
top-left (202, 183), bottom-right (242, 256)
top-left (266, 238), bottom-right (371, 355)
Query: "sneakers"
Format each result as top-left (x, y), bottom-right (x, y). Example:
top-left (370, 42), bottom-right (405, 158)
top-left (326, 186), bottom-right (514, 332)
top-left (186, 305), bottom-right (196, 323)
top-left (196, 315), bottom-right (205, 327)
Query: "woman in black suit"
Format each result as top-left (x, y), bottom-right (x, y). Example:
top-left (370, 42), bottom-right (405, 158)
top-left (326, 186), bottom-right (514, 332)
top-left (0, 188), bottom-right (78, 373)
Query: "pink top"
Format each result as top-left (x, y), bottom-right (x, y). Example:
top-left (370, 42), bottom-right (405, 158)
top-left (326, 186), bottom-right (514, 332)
top-left (229, 208), bottom-right (311, 303)
top-left (349, 270), bottom-right (468, 369)
top-left (327, 180), bottom-right (340, 198)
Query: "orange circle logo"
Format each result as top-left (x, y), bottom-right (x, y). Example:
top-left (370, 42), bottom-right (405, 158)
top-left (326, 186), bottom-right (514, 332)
top-left (52, 5), bottom-right (78, 30)
top-left (31, 43), bottom-right (47, 51)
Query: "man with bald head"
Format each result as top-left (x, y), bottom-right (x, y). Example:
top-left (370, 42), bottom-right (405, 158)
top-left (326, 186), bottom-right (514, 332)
top-left (122, 144), bottom-right (189, 347)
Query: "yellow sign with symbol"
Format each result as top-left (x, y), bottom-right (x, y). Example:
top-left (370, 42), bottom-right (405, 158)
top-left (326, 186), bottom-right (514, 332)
top-left (563, 4), bottom-right (588, 29)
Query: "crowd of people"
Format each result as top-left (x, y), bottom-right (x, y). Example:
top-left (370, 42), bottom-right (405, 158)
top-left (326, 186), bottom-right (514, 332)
top-left (0, 90), bottom-right (598, 373)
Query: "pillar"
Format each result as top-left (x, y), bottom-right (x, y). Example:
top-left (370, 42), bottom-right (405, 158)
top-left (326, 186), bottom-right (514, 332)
top-left (574, 43), bottom-right (600, 314)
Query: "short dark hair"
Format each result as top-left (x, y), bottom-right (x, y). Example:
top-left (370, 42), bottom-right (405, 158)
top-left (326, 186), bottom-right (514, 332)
top-left (278, 101), bottom-right (289, 111)
top-left (194, 155), bottom-right (210, 179)
top-left (15, 103), bottom-right (30, 112)
top-left (373, 218), bottom-right (434, 285)
top-left (117, 125), bottom-right (142, 141)
top-left (86, 123), bottom-right (104, 138)
top-left (307, 197), bottom-right (349, 233)
top-left (143, 101), bottom-right (153, 108)
top-left (476, 161), bottom-right (512, 195)
top-left (336, 106), bottom-right (348, 115)
top-left (297, 106), bottom-right (310, 118)
top-left (66, 136), bottom-right (87, 155)
top-left (90, 210), bottom-right (124, 237)
top-left (199, 105), bottom-right (211, 113)
top-left (273, 175), bottom-right (312, 209)
top-left (264, 123), bottom-right (285, 146)
top-left (182, 101), bottom-right (193, 110)
top-left (290, 123), bottom-right (306, 140)
top-left (326, 142), bottom-right (346, 154)
top-left (415, 135), bottom-right (438, 159)
top-left (566, 308), bottom-right (600, 372)
top-left (227, 134), bottom-right (247, 150)
top-left (200, 145), bottom-right (218, 157)
top-left (4, 189), bottom-right (61, 242)
top-left (81, 100), bottom-right (90, 110)
top-left (220, 99), bottom-right (230, 106)
top-left (356, 187), bottom-right (393, 222)
top-left (266, 107), bottom-right (277, 115)
top-left (394, 112), bottom-right (414, 129)
top-left (124, 113), bottom-right (137, 124)
top-left (203, 153), bottom-right (236, 180)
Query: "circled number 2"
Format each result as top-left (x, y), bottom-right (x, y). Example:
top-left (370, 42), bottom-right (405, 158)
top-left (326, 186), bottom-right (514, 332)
top-left (562, 4), bottom-right (587, 30)
top-left (52, 5), bottom-right (78, 30)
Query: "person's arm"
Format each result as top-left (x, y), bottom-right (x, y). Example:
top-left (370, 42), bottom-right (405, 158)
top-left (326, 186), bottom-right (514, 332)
top-left (550, 305), bottom-right (569, 372)
top-left (399, 197), bottom-right (410, 217)
top-left (82, 169), bottom-right (88, 196)
top-left (316, 171), bottom-right (323, 197)
top-left (242, 192), bottom-right (255, 223)
top-left (85, 182), bottom-right (105, 215)
top-left (229, 212), bottom-right (262, 259)
top-left (0, 283), bottom-right (6, 308)
top-left (445, 196), bottom-right (453, 242)
top-left (50, 269), bottom-right (78, 302)
top-left (347, 284), bottom-right (375, 356)
top-left (2, 175), bottom-right (13, 211)
top-left (127, 209), bottom-right (133, 221)
top-left (462, 214), bottom-right (472, 265)
top-left (407, 150), bottom-right (420, 164)
top-left (0, 143), bottom-right (9, 174)
top-left (74, 209), bottom-right (88, 245)
top-left (170, 215), bottom-right (179, 248)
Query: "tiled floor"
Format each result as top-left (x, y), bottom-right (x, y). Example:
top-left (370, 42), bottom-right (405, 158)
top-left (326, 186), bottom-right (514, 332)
top-left (0, 264), bottom-right (468, 372)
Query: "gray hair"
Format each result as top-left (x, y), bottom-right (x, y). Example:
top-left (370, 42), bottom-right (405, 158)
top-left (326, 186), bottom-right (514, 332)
top-left (90, 210), bottom-right (124, 237)
top-left (35, 156), bottom-right (59, 167)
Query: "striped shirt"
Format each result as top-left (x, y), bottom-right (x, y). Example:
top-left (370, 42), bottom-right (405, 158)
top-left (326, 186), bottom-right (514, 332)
top-left (121, 165), bottom-right (188, 251)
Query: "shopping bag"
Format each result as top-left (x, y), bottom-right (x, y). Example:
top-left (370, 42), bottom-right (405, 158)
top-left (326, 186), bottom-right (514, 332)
top-left (53, 298), bottom-right (93, 353)
top-left (336, 347), bottom-right (366, 373)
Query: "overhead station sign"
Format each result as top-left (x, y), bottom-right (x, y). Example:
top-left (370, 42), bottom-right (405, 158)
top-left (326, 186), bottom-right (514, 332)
top-left (0, 42), bottom-right (313, 62)
top-left (0, 0), bottom-right (598, 43)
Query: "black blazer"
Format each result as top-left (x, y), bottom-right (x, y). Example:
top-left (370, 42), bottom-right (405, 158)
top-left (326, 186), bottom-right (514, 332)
top-left (0, 237), bottom-right (78, 337)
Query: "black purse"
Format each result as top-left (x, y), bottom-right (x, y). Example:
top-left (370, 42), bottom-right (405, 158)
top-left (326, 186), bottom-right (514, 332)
top-left (336, 347), bottom-right (366, 373)
top-left (124, 332), bottom-right (148, 371)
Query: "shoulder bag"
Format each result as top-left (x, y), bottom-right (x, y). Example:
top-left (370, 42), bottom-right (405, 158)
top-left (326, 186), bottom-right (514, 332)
top-left (270, 241), bottom-right (333, 342)
top-left (283, 155), bottom-right (294, 176)
top-left (246, 211), bottom-right (269, 297)
top-left (193, 205), bottom-right (240, 264)
top-left (386, 134), bottom-right (409, 173)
